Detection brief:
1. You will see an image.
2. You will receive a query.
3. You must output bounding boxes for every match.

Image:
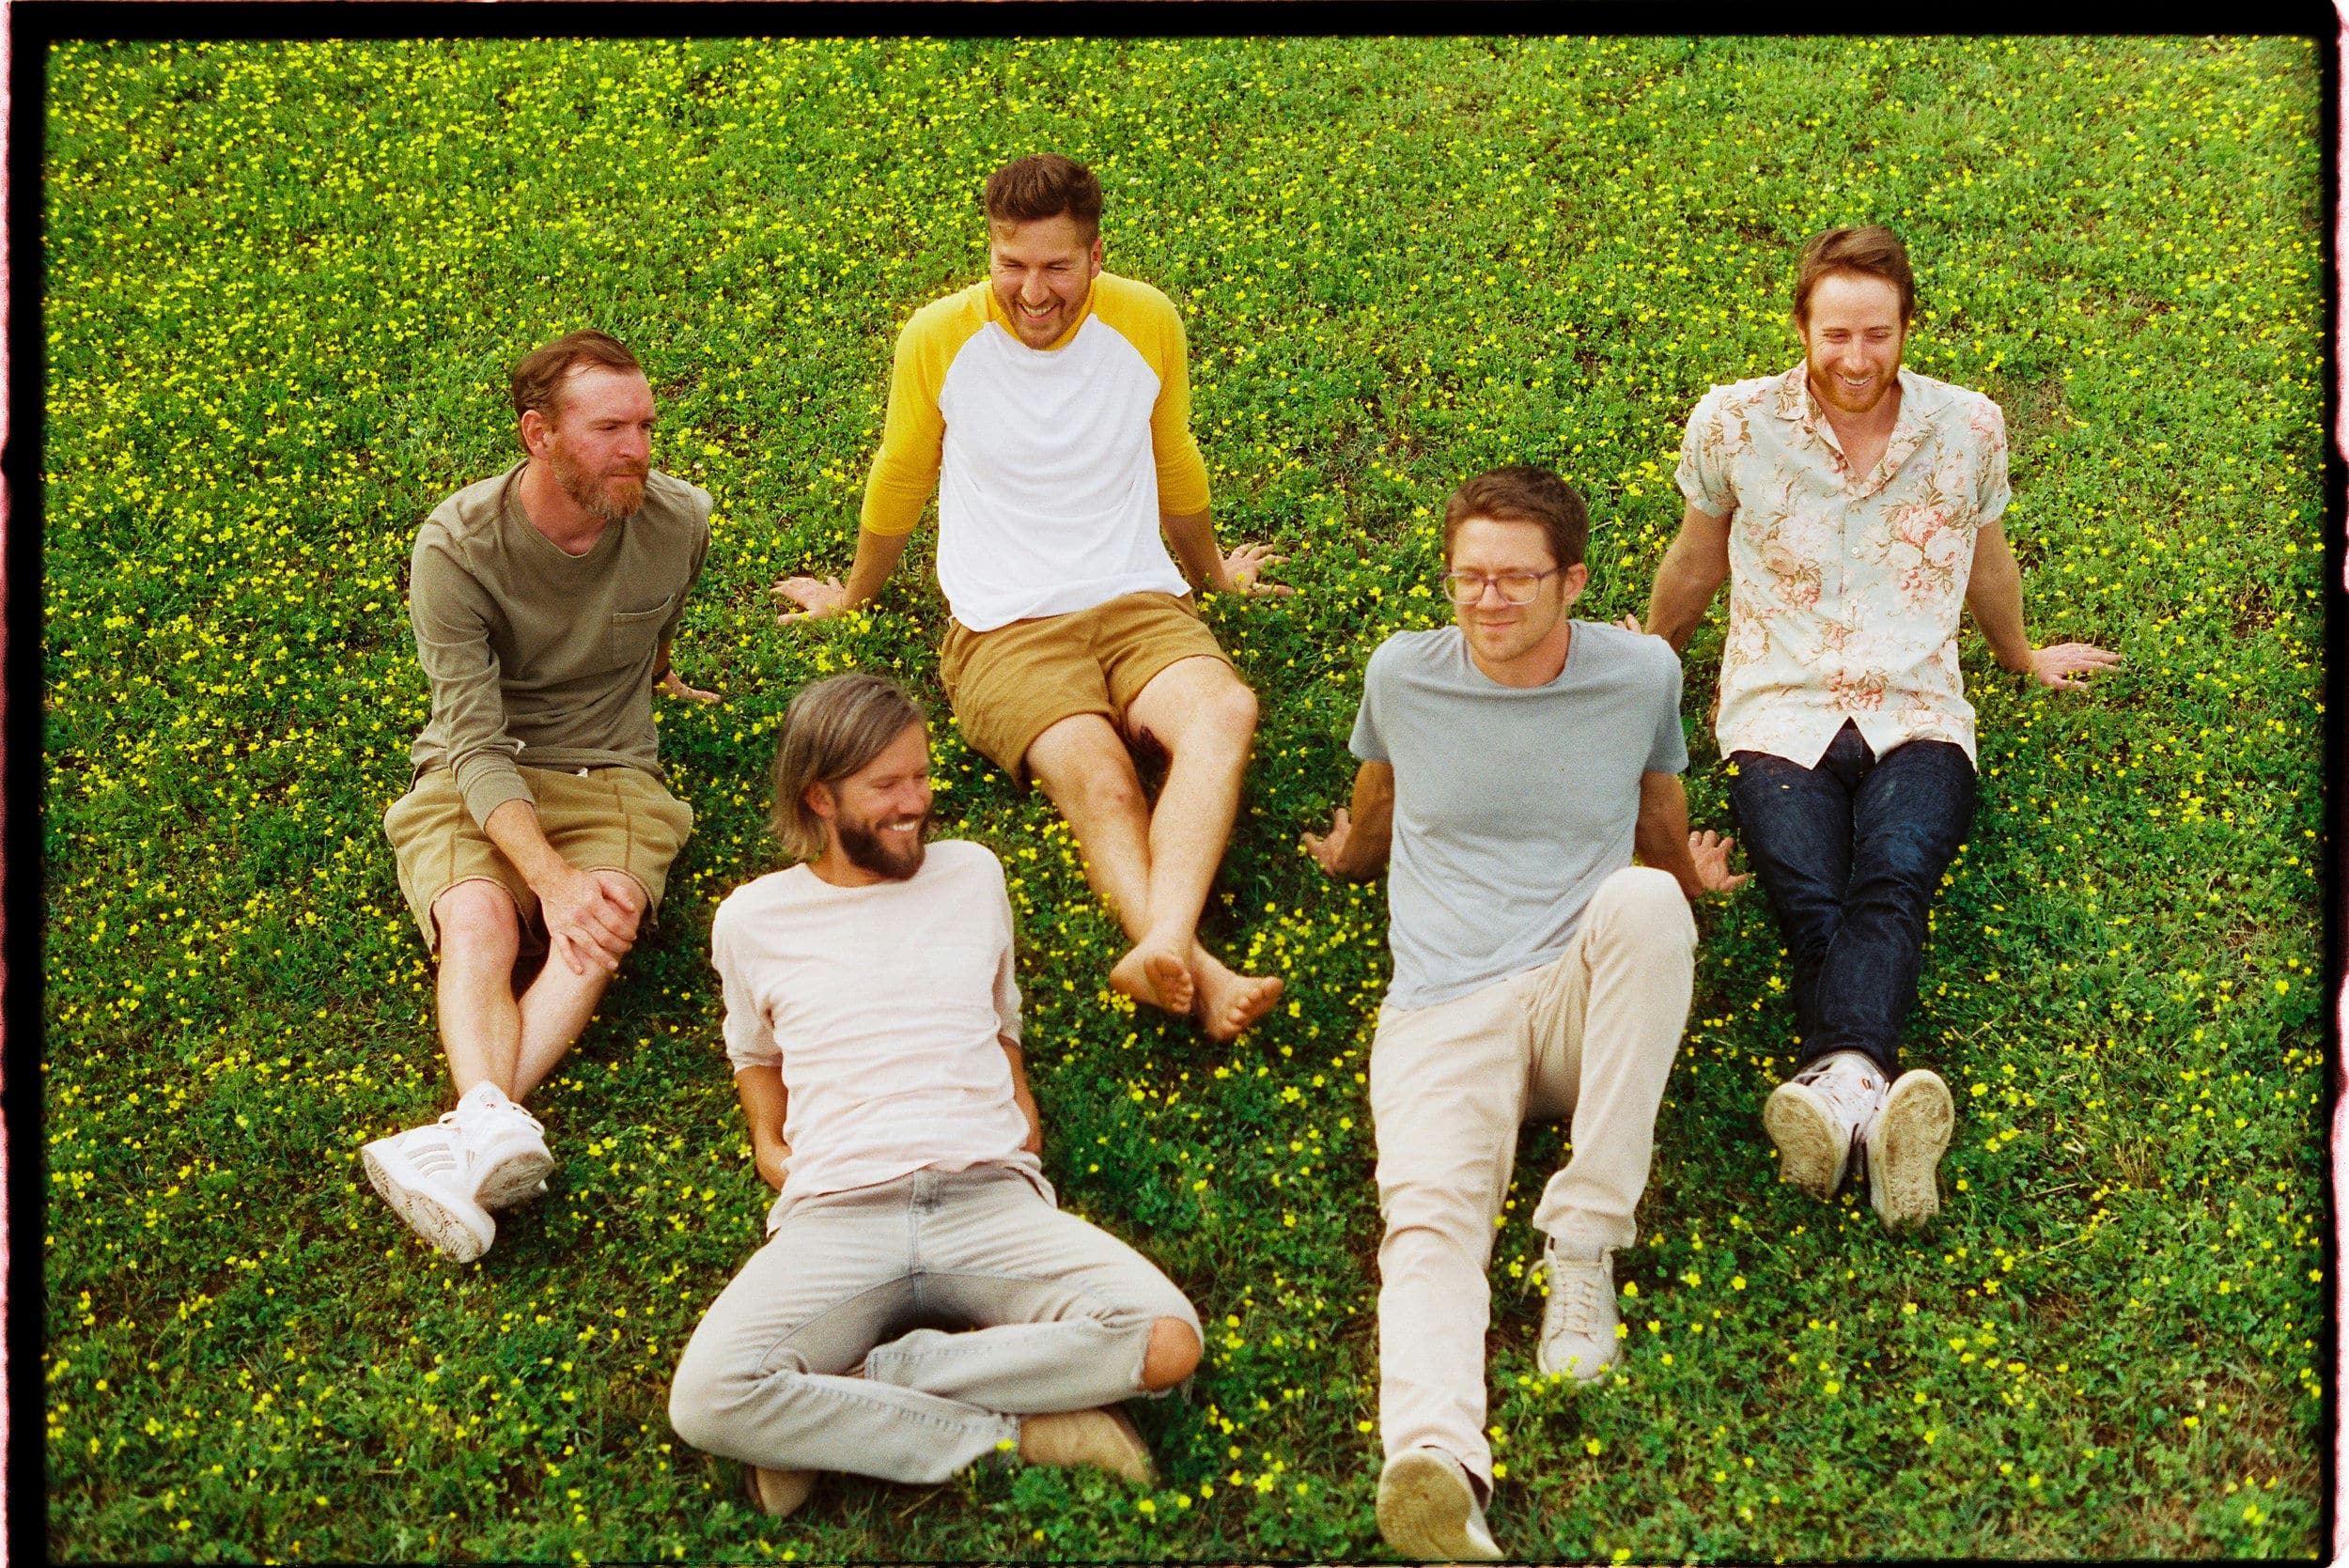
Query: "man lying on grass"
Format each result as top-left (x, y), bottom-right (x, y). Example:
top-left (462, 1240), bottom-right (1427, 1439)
top-left (1643, 225), bottom-right (2119, 1229)
top-left (1303, 466), bottom-right (1743, 1561)
top-left (773, 151), bottom-right (1289, 1041)
top-left (365, 329), bottom-right (720, 1264)
top-left (669, 672), bottom-right (1203, 1518)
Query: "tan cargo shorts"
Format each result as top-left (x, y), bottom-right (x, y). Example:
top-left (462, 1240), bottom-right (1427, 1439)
top-left (383, 764), bottom-right (694, 955)
top-left (937, 591), bottom-right (1233, 785)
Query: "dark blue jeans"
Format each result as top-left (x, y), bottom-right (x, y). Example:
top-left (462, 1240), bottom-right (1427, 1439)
top-left (1726, 722), bottom-right (1976, 1079)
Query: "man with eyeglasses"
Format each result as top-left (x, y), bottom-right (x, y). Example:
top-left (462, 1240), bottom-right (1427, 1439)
top-left (1303, 465), bottom-right (1741, 1561)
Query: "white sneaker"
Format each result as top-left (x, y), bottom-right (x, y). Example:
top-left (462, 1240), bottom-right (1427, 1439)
top-left (1376, 1448), bottom-right (1502, 1562)
top-left (362, 1118), bottom-right (494, 1263)
top-left (1763, 1050), bottom-right (1888, 1200)
top-left (1535, 1241), bottom-right (1622, 1382)
top-left (448, 1081), bottom-right (553, 1211)
top-left (1867, 1068), bottom-right (1954, 1231)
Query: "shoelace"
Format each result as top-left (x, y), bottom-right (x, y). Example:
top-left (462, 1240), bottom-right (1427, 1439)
top-left (1544, 1256), bottom-right (1606, 1336)
top-left (1794, 1059), bottom-right (1884, 1138)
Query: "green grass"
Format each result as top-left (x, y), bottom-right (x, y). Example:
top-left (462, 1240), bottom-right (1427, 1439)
top-left (40, 33), bottom-right (2326, 1562)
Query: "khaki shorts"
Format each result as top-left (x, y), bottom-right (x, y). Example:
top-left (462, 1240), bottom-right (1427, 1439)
top-left (938, 591), bottom-right (1233, 785)
top-left (383, 765), bottom-right (694, 955)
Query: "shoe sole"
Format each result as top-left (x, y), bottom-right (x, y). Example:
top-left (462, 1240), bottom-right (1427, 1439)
top-left (471, 1144), bottom-right (555, 1211)
top-left (1763, 1081), bottom-right (1849, 1201)
top-left (363, 1143), bottom-right (493, 1263)
top-left (1377, 1452), bottom-right (1501, 1562)
top-left (1869, 1071), bottom-right (1953, 1231)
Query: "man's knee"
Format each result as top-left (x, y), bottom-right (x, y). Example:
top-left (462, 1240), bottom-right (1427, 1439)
top-left (667, 1337), bottom-right (785, 1455)
top-left (1159, 670), bottom-right (1258, 757)
top-left (432, 880), bottom-right (521, 959)
top-left (1591, 866), bottom-right (1696, 951)
top-left (1139, 1316), bottom-right (1202, 1390)
top-left (1029, 721), bottom-right (1146, 816)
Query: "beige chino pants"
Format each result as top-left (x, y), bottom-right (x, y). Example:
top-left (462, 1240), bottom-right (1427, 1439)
top-left (1369, 866), bottom-right (1696, 1490)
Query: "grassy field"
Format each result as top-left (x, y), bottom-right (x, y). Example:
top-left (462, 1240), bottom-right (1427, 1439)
top-left (39, 33), bottom-right (2327, 1562)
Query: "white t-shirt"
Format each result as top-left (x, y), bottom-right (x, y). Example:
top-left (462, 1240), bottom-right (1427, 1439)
top-left (709, 839), bottom-right (1044, 1225)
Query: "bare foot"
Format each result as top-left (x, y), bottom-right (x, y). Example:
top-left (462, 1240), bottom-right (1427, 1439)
top-left (1111, 940), bottom-right (1195, 1015)
top-left (1190, 947), bottom-right (1283, 1043)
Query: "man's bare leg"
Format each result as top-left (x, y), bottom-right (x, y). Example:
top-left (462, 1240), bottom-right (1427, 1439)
top-left (512, 872), bottom-right (644, 1100)
top-left (431, 879), bottom-right (526, 1099)
top-left (1026, 689), bottom-right (1282, 1040)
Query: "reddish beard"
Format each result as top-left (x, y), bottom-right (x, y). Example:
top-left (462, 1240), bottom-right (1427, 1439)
top-left (551, 445), bottom-right (646, 523)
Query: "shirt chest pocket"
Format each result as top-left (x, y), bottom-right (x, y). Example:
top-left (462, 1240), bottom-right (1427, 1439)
top-left (608, 597), bottom-right (675, 670)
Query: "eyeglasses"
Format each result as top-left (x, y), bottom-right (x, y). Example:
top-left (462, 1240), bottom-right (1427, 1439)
top-left (1441, 568), bottom-right (1562, 606)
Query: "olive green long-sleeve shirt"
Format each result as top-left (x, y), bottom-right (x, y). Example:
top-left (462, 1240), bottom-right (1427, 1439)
top-left (405, 460), bottom-right (711, 828)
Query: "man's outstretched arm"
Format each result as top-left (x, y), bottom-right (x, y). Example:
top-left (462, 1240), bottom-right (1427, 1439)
top-left (1301, 760), bottom-right (1395, 881)
top-left (773, 527), bottom-right (916, 623)
top-left (733, 1063), bottom-right (791, 1192)
top-left (1965, 520), bottom-right (2122, 689)
top-left (1643, 503), bottom-right (1733, 654)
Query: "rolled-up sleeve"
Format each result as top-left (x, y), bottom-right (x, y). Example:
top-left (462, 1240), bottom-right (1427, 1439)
top-left (408, 528), bottom-right (530, 829)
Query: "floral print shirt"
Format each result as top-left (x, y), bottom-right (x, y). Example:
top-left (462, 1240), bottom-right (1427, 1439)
top-left (1674, 364), bottom-right (2009, 769)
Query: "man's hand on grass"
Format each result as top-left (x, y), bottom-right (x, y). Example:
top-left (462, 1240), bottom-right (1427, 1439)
top-left (1212, 542), bottom-right (1295, 599)
top-left (659, 669), bottom-right (722, 704)
top-left (2029, 642), bottom-right (2121, 691)
top-left (772, 573), bottom-right (853, 625)
top-left (1688, 829), bottom-right (1749, 894)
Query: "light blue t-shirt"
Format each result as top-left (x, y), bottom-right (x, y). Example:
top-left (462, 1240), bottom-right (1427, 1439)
top-left (1349, 622), bottom-right (1688, 1010)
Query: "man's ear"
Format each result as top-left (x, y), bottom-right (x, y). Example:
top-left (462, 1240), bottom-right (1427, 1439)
top-left (520, 408), bottom-right (552, 459)
top-left (803, 779), bottom-right (836, 826)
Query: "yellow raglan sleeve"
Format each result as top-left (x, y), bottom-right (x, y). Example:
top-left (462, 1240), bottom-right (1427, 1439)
top-left (1136, 287), bottom-right (1212, 516)
top-left (858, 301), bottom-right (958, 538)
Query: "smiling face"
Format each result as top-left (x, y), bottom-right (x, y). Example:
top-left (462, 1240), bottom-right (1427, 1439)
top-left (988, 213), bottom-right (1102, 349)
top-left (533, 365), bottom-right (655, 523)
top-left (1448, 516), bottom-right (1587, 676)
top-left (1798, 270), bottom-right (1908, 420)
top-left (809, 720), bottom-right (933, 883)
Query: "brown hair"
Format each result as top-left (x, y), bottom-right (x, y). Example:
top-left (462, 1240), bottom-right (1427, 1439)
top-left (1792, 225), bottom-right (1916, 327)
top-left (768, 673), bottom-right (928, 861)
top-left (983, 153), bottom-right (1104, 240)
top-left (1441, 465), bottom-right (1591, 570)
top-left (508, 329), bottom-right (643, 431)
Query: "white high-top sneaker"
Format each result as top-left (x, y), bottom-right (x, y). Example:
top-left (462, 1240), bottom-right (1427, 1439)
top-left (1867, 1069), bottom-right (1954, 1231)
top-left (447, 1081), bottom-right (554, 1211)
top-left (1763, 1050), bottom-right (1888, 1201)
top-left (362, 1117), bottom-right (494, 1263)
top-left (1534, 1241), bottom-right (1622, 1382)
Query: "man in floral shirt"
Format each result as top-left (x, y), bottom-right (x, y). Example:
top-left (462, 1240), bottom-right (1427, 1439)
top-left (1643, 225), bottom-right (2116, 1231)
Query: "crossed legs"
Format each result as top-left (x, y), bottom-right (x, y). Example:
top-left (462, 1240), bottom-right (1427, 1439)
top-left (1025, 656), bottom-right (1282, 1041)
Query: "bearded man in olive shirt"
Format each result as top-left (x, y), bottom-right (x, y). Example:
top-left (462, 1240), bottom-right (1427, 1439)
top-left (364, 329), bottom-right (719, 1265)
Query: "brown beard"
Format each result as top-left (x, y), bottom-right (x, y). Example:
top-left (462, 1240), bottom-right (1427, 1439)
top-left (836, 810), bottom-right (929, 881)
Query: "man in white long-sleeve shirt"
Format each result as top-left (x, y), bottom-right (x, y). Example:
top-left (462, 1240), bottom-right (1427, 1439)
top-left (668, 673), bottom-right (1203, 1518)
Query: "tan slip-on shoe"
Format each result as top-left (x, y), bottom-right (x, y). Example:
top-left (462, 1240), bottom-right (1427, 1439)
top-left (1019, 1405), bottom-right (1156, 1485)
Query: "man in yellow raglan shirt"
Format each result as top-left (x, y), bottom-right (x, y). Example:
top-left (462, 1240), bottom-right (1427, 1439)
top-left (775, 153), bottom-right (1289, 1041)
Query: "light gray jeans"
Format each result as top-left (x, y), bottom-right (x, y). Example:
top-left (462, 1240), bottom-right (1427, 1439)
top-left (668, 1165), bottom-right (1200, 1484)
